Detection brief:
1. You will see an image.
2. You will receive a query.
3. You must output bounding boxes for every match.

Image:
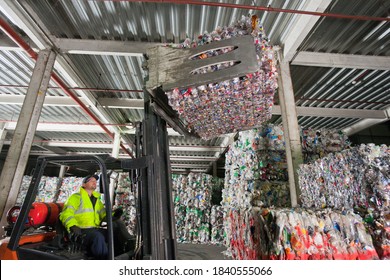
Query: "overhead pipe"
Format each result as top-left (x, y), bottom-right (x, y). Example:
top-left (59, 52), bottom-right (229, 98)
top-left (0, 16), bottom-right (134, 157)
top-left (120, 0), bottom-right (390, 22)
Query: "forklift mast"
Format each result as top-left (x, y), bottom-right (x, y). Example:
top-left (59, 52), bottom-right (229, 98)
top-left (122, 91), bottom-right (177, 260)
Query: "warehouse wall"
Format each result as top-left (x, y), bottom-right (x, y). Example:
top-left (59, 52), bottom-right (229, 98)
top-left (349, 120), bottom-right (390, 146)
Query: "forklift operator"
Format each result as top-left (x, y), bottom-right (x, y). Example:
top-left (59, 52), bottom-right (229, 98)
top-left (59, 174), bottom-right (123, 259)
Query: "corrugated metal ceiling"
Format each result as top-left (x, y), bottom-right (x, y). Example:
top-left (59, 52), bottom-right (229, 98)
top-left (0, 0), bottom-right (389, 175)
top-left (26, 0), bottom-right (307, 43)
top-left (299, 0), bottom-right (389, 55)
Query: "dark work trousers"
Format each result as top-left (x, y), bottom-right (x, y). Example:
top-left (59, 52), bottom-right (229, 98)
top-left (81, 220), bottom-right (132, 259)
top-left (82, 228), bottom-right (108, 259)
top-left (112, 219), bottom-right (133, 254)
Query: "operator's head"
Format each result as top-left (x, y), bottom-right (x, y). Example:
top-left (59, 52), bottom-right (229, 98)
top-left (82, 174), bottom-right (99, 191)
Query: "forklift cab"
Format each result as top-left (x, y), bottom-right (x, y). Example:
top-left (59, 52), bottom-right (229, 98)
top-left (0, 154), bottom-right (175, 260)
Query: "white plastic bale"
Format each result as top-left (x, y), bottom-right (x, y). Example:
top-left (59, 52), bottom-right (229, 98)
top-left (114, 172), bottom-right (137, 235)
top-left (171, 173), bottom-right (221, 244)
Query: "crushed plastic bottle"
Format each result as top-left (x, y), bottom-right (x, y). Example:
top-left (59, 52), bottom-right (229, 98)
top-left (165, 15), bottom-right (278, 139)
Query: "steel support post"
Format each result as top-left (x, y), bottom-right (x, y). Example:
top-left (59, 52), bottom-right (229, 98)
top-left (58, 165), bottom-right (67, 178)
top-left (109, 131), bottom-right (121, 202)
top-left (0, 123), bottom-right (7, 153)
top-left (277, 50), bottom-right (304, 207)
top-left (0, 49), bottom-right (56, 234)
top-left (212, 161), bottom-right (217, 177)
top-left (111, 131), bottom-right (121, 158)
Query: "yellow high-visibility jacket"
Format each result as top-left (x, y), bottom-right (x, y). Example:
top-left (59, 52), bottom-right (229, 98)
top-left (60, 187), bottom-right (106, 232)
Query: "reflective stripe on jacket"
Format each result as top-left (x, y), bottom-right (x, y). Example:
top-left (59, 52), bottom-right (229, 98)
top-left (60, 187), bottom-right (106, 232)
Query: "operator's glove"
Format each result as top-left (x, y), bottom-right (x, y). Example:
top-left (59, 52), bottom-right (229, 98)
top-left (112, 208), bottom-right (123, 221)
top-left (70, 225), bottom-right (82, 237)
top-left (69, 226), bottom-right (84, 252)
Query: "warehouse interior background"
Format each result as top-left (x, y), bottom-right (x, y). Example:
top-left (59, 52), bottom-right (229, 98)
top-left (0, 0), bottom-right (389, 178)
top-left (0, 0), bottom-right (389, 260)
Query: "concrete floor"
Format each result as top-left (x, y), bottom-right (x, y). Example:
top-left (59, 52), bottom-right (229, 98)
top-left (176, 243), bottom-right (231, 260)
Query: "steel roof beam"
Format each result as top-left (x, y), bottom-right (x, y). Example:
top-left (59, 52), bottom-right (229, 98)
top-left (171, 169), bottom-right (207, 172)
top-left (3, 122), bottom-right (180, 135)
top-left (272, 105), bottom-right (388, 119)
top-left (5, 122), bottom-right (114, 133)
top-left (0, 34), bottom-right (39, 51)
top-left (0, 95), bottom-right (83, 107)
top-left (0, 95), bottom-right (144, 108)
top-left (32, 135), bottom-right (68, 155)
top-left (169, 146), bottom-right (226, 152)
top-left (1, 95), bottom-right (386, 119)
top-left (292, 51), bottom-right (390, 70)
top-left (342, 106), bottom-right (390, 136)
top-left (3, 139), bottom-right (225, 152)
top-left (2, 140), bottom-right (112, 149)
top-left (170, 163), bottom-right (210, 168)
top-left (97, 98), bottom-right (144, 109)
top-left (55, 38), bottom-right (160, 56)
top-left (170, 156), bottom-right (217, 161)
top-left (23, 150), bottom-right (213, 161)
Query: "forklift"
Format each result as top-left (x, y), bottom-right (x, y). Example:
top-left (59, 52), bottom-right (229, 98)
top-left (0, 35), bottom-right (258, 260)
top-left (0, 88), bottom-right (178, 260)
top-left (0, 118), bottom-right (176, 260)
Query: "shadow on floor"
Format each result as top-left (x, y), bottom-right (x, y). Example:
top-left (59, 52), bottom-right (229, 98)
top-left (177, 243), bottom-right (231, 260)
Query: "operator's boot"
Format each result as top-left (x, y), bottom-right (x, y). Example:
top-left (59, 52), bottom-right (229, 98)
top-left (124, 237), bottom-right (136, 255)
